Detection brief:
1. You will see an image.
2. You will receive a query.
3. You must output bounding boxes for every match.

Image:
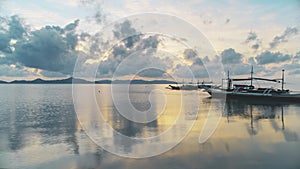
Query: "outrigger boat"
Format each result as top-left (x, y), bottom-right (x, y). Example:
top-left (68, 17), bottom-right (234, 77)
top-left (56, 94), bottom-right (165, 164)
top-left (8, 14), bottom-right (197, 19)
top-left (204, 67), bottom-right (300, 102)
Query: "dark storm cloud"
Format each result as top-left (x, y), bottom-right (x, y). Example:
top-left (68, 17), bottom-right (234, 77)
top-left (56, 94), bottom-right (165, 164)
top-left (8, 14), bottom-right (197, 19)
top-left (12, 20), bottom-right (80, 74)
top-left (255, 51), bottom-right (291, 65)
top-left (0, 33), bottom-right (11, 53)
top-left (220, 48), bottom-right (243, 64)
top-left (0, 13), bottom-right (164, 78)
top-left (64, 20), bottom-right (80, 50)
top-left (0, 15), bottom-right (27, 54)
top-left (8, 15), bottom-right (27, 39)
top-left (269, 27), bottom-right (298, 49)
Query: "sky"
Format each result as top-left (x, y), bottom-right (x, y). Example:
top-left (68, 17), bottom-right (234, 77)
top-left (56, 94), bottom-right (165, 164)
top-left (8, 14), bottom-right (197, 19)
top-left (0, 0), bottom-right (299, 86)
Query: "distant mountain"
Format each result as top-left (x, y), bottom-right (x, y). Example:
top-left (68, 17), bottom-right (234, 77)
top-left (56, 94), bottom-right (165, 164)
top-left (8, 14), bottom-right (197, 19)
top-left (95, 80), bottom-right (112, 84)
top-left (96, 79), bottom-right (177, 84)
top-left (0, 80), bottom-right (8, 84)
top-left (9, 77), bottom-right (92, 84)
top-left (5, 78), bottom-right (176, 84)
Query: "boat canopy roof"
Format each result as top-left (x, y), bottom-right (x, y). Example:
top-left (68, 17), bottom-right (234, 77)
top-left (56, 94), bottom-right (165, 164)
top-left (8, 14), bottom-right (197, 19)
top-left (229, 77), bottom-right (280, 83)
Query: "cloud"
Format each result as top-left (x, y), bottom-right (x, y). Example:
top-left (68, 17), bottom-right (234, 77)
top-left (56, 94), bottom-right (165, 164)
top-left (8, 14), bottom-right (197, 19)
top-left (245, 32), bottom-right (257, 43)
top-left (0, 15), bottom-right (163, 79)
top-left (228, 64), bottom-right (253, 76)
top-left (288, 69), bottom-right (300, 75)
top-left (0, 33), bottom-right (11, 53)
top-left (225, 18), bottom-right (230, 24)
top-left (294, 51), bottom-right (300, 60)
top-left (0, 1), bottom-right (4, 8)
top-left (0, 64), bottom-right (36, 77)
top-left (183, 48), bottom-right (196, 60)
top-left (220, 48), bottom-right (243, 64)
top-left (0, 16), bottom-right (84, 78)
top-left (248, 57), bottom-right (256, 65)
top-left (98, 51), bottom-right (167, 78)
top-left (97, 46), bottom-right (165, 78)
top-left (0, 15), bottom-right (28, 54)
top-left (12, 20), bottom-right (80, 74)
top-left (255, 51), bottom-right (291, 65)
top-left (173, 63), bottom-right (208, 79)
top-left (269, 27), bottom-right (298, 49)
top-left (8, 15), bottom-right (28, 39)
top-left (251, 43), bottom-right (259, 50)
top-left (40, 70), bottom-right (67, 78)
top-left (94, 20), bottom-right (163, 78)
top-left (183, 48), bottom-right (204, 66)
top-left (113, 20), bottom-right (139, 40)
top-left (244, 31), bottom-right (261, 51)
top-left (79, 0), bottom-right (106, 24)
top-left (137, 68), bottom-right (166, 78)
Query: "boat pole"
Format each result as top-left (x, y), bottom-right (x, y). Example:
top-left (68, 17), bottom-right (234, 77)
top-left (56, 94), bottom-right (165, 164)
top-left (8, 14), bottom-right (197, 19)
top-left (282, 69), bottom-right (285, 91)
top-left (227, 70), bottom-right (231, 90)
top-left (250, 66), bottom-right (253, 86)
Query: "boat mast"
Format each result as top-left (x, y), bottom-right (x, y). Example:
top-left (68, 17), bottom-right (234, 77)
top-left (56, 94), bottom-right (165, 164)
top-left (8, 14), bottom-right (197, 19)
top-left (250, 66), bottom-right (253, 86)
top-left (282, 69), bottom-right (285, 91)
top-left (227, 70), bottom-right (231, 90)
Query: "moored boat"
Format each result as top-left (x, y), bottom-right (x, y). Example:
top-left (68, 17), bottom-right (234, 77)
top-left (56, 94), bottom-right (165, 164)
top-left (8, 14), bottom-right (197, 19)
top-left (203, 67), bottom-right (300, 102)
top-left (168, 84), bottom-right (198, 90)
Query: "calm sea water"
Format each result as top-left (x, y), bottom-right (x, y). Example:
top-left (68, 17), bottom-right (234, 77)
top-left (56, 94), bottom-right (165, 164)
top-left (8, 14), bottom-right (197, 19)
top-left (0, 84), bottom-right (300, 169)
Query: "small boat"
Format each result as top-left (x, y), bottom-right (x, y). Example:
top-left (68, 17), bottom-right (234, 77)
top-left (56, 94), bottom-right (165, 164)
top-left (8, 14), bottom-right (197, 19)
top-left (197, 81), bottom-right (220, 89)
top-left (203, 66), bottom-right (300, 102)
top-left (168, 84), bottom-right (180, 90)
top-left (168, 80), bottom-right (218, 91)
top-left (168, 84), bottom-right (198, 90)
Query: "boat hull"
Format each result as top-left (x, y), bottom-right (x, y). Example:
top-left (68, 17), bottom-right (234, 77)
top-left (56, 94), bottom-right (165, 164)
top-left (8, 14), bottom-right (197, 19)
top-left (207, 90), bottom-right (300, 103)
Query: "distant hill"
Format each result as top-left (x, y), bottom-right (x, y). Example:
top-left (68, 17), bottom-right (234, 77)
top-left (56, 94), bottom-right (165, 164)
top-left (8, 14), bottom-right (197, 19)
top-left (0, 80), bottom-right (8, 84)
top-left (5, 77), bottom-right (176, 84)
top-left (106, 79), bottom-right (177, 84)
top-left (9, 77), bottom-right (92, 84)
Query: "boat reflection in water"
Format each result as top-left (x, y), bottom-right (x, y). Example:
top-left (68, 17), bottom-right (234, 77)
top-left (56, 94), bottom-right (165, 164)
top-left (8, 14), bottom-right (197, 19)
top-left (222, 98), bottom-right (287, 135)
